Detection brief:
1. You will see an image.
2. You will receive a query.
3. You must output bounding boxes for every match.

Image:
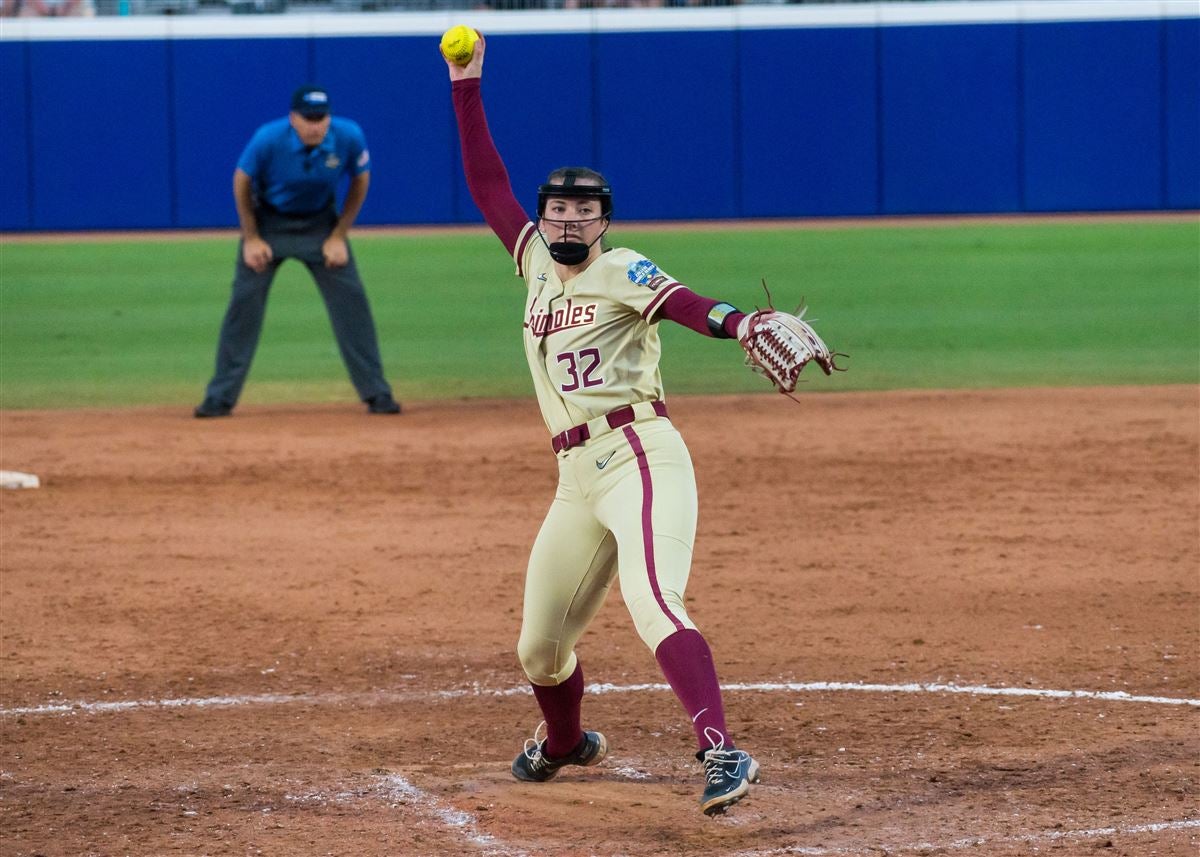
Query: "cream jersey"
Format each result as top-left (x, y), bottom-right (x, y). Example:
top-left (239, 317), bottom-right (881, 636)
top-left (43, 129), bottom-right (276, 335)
top-left (512, 223), bottom-right (684, 436)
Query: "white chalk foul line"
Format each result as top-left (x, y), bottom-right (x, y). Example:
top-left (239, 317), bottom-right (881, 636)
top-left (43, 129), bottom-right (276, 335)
top-left (372, 775), bottom-right (528, 857)
top-left (2, 679), bottom-right (1197, 717)
top-left (755, 680), bottom-right (1200, 706)
top-left (732, 817), bottom-right (1200, 856)
top-left (283, 774), bottom-right (528, 856)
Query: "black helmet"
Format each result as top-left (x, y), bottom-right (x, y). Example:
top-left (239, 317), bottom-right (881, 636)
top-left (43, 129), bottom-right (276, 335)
top-left (537, 167), bottom-right (613, 219)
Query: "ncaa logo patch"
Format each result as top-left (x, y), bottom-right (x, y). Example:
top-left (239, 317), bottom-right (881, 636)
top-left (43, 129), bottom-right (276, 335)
top-left (627, 259), bottom-right (660, 287)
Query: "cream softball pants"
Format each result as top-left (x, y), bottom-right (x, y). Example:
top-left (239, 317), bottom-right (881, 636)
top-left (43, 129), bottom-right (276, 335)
top-left (517, 416), bottom-right (700, 686)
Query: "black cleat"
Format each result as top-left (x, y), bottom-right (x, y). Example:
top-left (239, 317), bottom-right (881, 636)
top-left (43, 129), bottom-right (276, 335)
top-left (194, 399), bottom-right (233, 418)
top-left (697, 744), bottom-right (760, 816)
top-left (511, 724), bottom-right (608, 783)
top-left (366, 393), bottom-right (401, 414)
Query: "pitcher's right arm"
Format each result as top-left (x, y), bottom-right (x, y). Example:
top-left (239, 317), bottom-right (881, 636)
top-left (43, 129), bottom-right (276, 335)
top-left (445, 34), bottom-right (530, 258)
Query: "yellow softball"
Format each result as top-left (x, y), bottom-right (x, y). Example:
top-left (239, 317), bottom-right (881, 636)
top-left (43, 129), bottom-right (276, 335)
top-left (440, 25), bottom-right (479, 67)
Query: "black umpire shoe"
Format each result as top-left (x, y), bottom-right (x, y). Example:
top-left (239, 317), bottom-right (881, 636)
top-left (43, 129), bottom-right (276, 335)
top-left (194, 399), bottom-right (233, 418)
top-left (511, 729), bottom-right (608, 783)
top-left (697, 744), bottom-right (760, 816)
top-left (366, 393), bottom-right (401, 415)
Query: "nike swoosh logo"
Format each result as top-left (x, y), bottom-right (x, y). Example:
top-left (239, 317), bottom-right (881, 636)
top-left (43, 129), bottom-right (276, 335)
top-left (537, 274), bottom-right (548, 282)
top-left (595, 451), bottom-right (616, 470)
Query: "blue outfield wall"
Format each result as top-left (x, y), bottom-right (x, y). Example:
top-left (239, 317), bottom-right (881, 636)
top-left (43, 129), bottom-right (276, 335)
top-left (881, 23), bottom-right (1022, 215)
top-left (741, 26), bottom-right (879, 218)
top-left (597, 29), bottom-right (741, 221)
top-left (1165, 16), bottom-right (1200, 210)
top-left (1023, 19), bottom-right (1164, 212)
top-left (1, 42), bottom-right (31, 231)
top-left (0, 8), bottom-right (1197, 231)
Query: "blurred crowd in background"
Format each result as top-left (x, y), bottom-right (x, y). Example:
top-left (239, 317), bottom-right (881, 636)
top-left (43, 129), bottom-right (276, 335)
top-left (2, 0), bottom-right (97, 14)
top-left (1, 0), bottom-right (966, 18)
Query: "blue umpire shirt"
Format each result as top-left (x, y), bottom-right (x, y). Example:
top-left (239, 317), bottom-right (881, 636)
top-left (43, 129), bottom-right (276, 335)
top-left (236, 116), bottom-right (371, 216)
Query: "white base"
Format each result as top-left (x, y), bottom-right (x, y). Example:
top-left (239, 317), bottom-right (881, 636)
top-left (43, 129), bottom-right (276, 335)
top-left (0, 471), bottom-right (41, 489)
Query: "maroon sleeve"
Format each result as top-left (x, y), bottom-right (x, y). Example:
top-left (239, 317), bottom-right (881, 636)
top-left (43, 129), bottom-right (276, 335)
top-left (657, 286), bottom-right (745, 338)
top-left (451, 78), bottom-right (531, 256)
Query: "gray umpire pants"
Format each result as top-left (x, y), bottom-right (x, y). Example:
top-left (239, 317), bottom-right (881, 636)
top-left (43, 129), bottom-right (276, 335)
top-left (201, 206), bottom-right (393, 408)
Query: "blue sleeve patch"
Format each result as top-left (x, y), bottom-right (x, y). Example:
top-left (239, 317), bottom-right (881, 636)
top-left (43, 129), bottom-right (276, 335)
top-left (627, 259), bottom-right (661, 286)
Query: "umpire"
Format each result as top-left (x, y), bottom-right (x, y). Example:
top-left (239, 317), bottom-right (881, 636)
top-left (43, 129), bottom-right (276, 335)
top-left (195, 85), bottom-right (401, 418)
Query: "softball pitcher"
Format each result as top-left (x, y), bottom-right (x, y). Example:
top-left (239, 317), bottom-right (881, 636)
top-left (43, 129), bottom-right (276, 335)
top-left (443, 35), bottom-right (838, 816)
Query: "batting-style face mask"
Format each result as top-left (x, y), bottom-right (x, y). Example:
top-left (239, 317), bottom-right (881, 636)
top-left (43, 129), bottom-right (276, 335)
top-left (538, 216), bottom-right (610, 266)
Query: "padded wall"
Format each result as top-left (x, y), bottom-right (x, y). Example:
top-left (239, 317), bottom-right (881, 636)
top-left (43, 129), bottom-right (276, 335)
top-left (1023, 20), bottom-right (1163, 212)
top-left (5, 15), bottom-right (1196, 230)
top-left (0, 42), bottom-right (31, 230)
top-left (28, 39), bottom-right (173, 228)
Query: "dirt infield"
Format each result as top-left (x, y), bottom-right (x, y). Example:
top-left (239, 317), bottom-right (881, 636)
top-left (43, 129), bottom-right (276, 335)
top-left (1, 387), bottom-right (1197, 856)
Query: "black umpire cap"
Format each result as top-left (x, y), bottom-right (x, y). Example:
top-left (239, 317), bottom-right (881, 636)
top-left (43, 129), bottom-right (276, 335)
top-left (291, 85), bottom-right (331, 119)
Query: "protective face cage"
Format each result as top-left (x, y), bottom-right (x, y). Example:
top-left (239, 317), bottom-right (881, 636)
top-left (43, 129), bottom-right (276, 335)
top-left (535, 170), bottom-right (614, 266)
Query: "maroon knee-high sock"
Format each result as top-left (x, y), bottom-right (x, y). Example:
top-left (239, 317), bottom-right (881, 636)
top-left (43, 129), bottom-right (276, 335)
top-left (530, 662), bottom-right (585, 759)
top-left (655, 628), bottom-right (732, 752)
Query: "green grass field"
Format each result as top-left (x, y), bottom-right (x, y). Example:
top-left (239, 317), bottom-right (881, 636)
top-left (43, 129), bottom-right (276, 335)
top-left (1, 220), bottom-right (1196, 409)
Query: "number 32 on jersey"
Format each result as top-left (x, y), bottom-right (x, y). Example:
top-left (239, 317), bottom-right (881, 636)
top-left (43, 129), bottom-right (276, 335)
top-left (557, 348), bottom-right (603, 392)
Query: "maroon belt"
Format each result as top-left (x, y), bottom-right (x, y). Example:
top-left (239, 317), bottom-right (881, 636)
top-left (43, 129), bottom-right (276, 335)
top-left (551, 401), bottom-right (669, 453)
